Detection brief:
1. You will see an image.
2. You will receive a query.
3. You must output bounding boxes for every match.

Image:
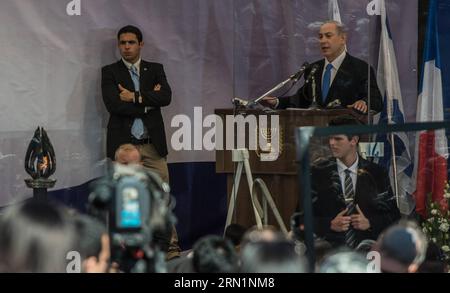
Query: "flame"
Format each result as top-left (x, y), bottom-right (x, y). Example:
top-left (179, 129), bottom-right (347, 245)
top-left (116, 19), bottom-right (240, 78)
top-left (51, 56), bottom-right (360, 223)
top-left (38, 156), bottom-right (49, 172)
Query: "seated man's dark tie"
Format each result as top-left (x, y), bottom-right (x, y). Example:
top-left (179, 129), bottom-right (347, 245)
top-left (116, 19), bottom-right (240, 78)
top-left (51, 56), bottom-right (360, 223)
top-left (344, 169), bottom-right (357, 248)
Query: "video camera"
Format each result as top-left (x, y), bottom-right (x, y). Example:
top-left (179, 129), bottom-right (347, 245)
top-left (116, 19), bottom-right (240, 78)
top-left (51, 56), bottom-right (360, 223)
top-left (88, 163), bottom-right (176, 273)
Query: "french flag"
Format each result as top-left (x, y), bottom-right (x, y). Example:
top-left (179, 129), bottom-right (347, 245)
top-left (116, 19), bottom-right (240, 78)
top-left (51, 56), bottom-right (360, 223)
top-left (375, 0), bottom-right (415, 215)
top-left (413, 0), bottom-right (448, 218)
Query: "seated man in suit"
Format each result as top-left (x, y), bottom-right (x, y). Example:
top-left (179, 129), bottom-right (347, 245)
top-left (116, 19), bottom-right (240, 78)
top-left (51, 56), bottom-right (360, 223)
top-left (263, 20), bottom-right (382, 114)
top-left (311, 116), bottom-right (399, 248)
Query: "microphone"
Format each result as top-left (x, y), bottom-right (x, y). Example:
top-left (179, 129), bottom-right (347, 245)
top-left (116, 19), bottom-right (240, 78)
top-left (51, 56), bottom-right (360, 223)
top-left (231, 97), bottom-right (249, 107)
top-left (326, 99), bottom-right (342, 109)
top-left (290, 62), bottom-right (310, 82)
top-left (305, 64), bottom-right (319, 84)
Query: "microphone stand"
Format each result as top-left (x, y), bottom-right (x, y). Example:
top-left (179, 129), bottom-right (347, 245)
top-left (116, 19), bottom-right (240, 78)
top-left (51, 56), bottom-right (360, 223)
top-left (232, 65), bottom-right (307, 110)
top-left (308, 75), bottom-right (319, 110)
top-left (246, 76), bottom-right (298, 109)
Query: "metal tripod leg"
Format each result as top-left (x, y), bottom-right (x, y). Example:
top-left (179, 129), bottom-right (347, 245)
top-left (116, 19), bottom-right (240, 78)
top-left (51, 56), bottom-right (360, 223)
top-left (252, 178), bottom-right (288, 235)
top-left (225, 160), bottom-right (243, 229)
top-left (224, 149), bottom-right (263, 235)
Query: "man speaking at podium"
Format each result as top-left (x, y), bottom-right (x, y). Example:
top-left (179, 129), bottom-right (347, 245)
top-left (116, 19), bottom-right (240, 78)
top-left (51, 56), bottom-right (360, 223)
top-left (263, 21), bottom-right (382, 114)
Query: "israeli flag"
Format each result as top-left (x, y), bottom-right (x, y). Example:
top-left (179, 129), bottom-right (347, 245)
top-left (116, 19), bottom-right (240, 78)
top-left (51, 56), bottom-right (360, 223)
top-left (375, 0), bottom-right (414, 215)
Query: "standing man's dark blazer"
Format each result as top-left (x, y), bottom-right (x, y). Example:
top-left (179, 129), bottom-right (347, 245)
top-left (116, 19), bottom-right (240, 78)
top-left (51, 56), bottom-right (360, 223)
top-left (278, 54), bottom-right (383, 113)
top-left (101, 59), bottom-right (171, 159)
top-left (311, 156), bottom-right (400, 247)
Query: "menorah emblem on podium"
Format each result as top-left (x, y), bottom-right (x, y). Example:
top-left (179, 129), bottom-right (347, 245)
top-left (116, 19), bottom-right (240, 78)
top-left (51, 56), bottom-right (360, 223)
top-left (255, 126), bottom-right (283, 161)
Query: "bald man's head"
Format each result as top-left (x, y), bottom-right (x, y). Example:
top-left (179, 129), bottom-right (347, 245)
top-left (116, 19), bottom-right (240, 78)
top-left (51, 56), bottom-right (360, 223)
top-left (114, 144), bottom-right (141, 165)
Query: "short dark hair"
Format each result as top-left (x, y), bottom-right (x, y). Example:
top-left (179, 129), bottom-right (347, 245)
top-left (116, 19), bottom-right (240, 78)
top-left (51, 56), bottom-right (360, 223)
top-left (322, 20), bottom-right (348, 36)
top-left (117, 25), bottom-right (143, 43)
top-left (379, 221), bottom-right (427, 272)
top-left (74, 214), bottom-right (107, 260)
top-left (0, 201), bottom-right (76, 272)
top-left (192, 235), bottom-right (238, 273)
top-left (328, 115), bottom-right (362, 141)
top-left (224, 224), bottom-right (247, 246)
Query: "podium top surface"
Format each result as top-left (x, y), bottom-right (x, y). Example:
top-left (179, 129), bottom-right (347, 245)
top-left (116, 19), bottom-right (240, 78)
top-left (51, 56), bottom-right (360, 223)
top-left (215, 108), bottom-right (368, 122)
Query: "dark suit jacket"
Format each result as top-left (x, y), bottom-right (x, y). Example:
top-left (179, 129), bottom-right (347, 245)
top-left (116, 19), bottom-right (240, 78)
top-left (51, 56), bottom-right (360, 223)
top-left (278, 54), bottom-right (383, 113)
top-left (311, 156), bottom-right (400, 247)
top-left (101, 60), bottom-right (172, 158)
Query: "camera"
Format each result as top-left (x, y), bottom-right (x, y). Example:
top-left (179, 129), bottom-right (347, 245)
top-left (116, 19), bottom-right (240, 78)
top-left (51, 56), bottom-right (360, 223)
top-left (88, 163), bottom-right (175, 272)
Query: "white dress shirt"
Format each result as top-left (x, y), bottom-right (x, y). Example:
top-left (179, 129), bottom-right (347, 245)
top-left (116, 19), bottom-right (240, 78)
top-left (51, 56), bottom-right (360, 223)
top-left (122, 58), bottom-right (141, 78)
top-left (322, 50), bottom-right (347, 89)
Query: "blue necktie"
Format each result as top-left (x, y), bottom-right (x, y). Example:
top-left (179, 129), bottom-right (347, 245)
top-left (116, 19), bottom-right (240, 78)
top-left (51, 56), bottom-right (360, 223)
top-left (322, 63), bottom-right (333, 103)
top-left (130, 65), bottom-right (144, 139)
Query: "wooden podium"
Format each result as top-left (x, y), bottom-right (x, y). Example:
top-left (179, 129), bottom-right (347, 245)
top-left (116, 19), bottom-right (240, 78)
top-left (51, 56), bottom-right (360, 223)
top-left (215, 108), bottom-right (366, 230)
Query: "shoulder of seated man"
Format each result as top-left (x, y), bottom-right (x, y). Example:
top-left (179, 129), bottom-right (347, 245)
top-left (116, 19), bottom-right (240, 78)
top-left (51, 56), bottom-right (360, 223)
top-left (312, 157), bottom-right (334, 169)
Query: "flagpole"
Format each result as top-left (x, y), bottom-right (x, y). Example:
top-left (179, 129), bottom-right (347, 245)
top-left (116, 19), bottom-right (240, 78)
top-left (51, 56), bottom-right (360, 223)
top-left (367, 0), bottom-right (373, 128)
top-left (389, 132), bottom-right (400, 212)
top-left (387, 53), bottom-right (400, 214)
top-left (383, 0), bottom-right (400, 214)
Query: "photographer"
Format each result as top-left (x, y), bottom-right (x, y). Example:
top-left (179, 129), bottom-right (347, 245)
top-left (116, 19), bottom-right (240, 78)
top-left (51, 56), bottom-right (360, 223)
top-left (88, 161), bottom-right (176, 272)
top-left (73, 213), bottom-right (111, 273)
top-left (114, 144), bottom-right (181, 260)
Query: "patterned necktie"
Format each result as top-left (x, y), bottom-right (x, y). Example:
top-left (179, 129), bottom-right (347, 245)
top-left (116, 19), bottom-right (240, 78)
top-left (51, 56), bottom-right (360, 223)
top-left (344, 169), bottom-right (357, 248)
top-left (130, 65), bottom-right (144, 139)
top-left (322, 63), bottom-right (333, 103)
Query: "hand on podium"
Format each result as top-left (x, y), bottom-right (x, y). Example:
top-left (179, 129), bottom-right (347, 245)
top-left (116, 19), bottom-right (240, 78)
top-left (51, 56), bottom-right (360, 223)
top-left (347, 100), bottom-right (368, 114)
top-left (260, 96), bottom-right (278, 108)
